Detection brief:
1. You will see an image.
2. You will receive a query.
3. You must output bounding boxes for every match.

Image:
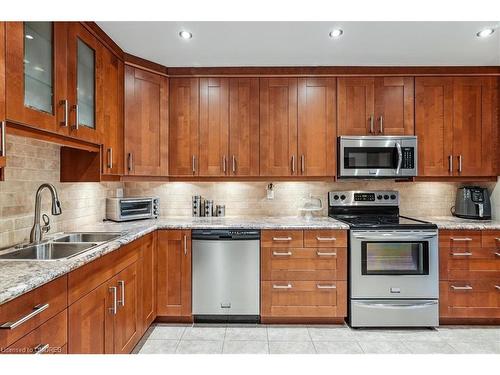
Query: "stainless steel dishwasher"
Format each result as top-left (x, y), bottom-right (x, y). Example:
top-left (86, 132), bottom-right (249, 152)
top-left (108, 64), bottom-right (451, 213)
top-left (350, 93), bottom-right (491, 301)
top-left (192, 229), bottom-right (260, 322)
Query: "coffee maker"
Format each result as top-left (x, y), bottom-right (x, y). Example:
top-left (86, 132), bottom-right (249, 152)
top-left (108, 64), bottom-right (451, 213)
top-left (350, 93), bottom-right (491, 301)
top-left (453, 186), bottom-right (492, 220)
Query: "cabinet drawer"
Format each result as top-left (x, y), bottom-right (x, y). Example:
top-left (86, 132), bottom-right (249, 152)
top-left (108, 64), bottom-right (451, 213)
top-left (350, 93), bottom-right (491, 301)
top-left (447, 247), bottom-right (500, 280)
top-left (3, 310), bottom-right (67, 354)
top-left (0, 276), bottom-right (67, 349)
top-left (482, 231), bottom-right (500, 248)
top-left (261, 230), bottom-right (303, 248)
top-left (439, 230), bottom-right (481, 248)
top-left (261, 247), bottom-right (346, 281)
top-left (304, 230), bottom-right (347, 248)
top-left (261, 281), bottom-right (347, 318)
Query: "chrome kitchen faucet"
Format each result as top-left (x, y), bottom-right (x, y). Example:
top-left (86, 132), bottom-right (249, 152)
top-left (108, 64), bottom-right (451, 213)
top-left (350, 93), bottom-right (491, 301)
top-left (29, 183), bottom-right (62, 243)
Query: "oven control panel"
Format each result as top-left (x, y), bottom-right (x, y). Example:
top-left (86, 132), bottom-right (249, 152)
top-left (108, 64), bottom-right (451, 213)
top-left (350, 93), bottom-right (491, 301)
top-left (329, 191), bottom-right (399, 206)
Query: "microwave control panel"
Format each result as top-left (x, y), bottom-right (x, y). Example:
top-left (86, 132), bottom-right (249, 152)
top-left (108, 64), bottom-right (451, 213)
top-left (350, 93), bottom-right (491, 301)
top-left (401, 147), bottom-right (415, 169)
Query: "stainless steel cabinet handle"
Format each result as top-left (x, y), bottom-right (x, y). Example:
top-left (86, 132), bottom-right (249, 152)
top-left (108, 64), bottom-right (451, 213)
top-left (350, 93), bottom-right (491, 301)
top-left (300, 155), bottom-right (305, 174)
top-left (272, 237), bottom-right (292, 241)
top-left (273, 284), bottom-right (292, 289)
top-left (369, 116), bottom-right (374, 134)
top-left (495, 238), bottom-right (500, 242)
top-left (0, 303), bottom-right (49, 329)
top-left (451, 252), bottom-right (472, 256)
top-left (495, 252), bottom-right (500, 257)
top-left (273, 251), bottom-right (292, 256)
top-left (317, 251), bottom-right (337, 256)
top-left (395, 142), bottom-right (402, 175)
top-left (33, 343), bottom-right (50, 354)
top-left (184, 235), bottom-right (187, 256)
top-left (451, 285), bottom-right (473, 290)
top-left (448, 155), bottom-right (453, 174)
top-left (495, 285), bottom-right (500, 291)
top-left (127, 153), bottom-right (133, 172)
top-left (109, 286), bottom-right (117, 315)
top-left (60, 99), bottom-right (68, 127)
top-left (379, 115), bottom-right (383, 133)
top-left (222, 155), bottom-right (227, 174)
top-left (192, 155), bottom-right (196, 174)
top-left (107, 148), bottom-right (113, 169)
top-left (451, 237), bottom-right (472, 241)
top-left (316, 237), bottom-right (336, 241)
top-left (232, 155), bottom-right (236, 174)
top-left (72, 104), bottom-right (79, 130)
top-left (317, 284), bottom-right (336, 289)
top-left (118, 280), bottom-right (125, 307)
top-left (291, 155), bottom-right (295, 174)
top-left (0, 121), bottom-right (5, 157)
top-left (458, 155), bottom-right (462, 173)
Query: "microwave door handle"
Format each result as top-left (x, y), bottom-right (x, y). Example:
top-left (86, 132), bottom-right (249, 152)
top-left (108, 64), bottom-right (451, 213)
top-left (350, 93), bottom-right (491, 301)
top-left (395, 142), bottom-right (403, 175)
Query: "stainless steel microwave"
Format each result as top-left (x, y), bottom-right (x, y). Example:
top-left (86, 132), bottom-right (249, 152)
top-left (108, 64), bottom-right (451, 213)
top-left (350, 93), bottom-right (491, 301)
top-left (338, 136), bottom-right (418, 179)
top-left (106, 197), bottom-right (159, 222)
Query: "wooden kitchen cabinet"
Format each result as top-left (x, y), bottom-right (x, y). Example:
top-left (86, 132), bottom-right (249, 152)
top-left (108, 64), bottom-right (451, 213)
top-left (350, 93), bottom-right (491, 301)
top-left (157, 230), bottom-right (192, 319)
top-left (124, 65), bottom-right (168, 176)
top-left (297, 77), bottom-right (336, 176)
top-left (260, 78), bottom-right (298, 176)
top-left (416, 77), bottom-right (497, 177)
top-left (139, 232), bottom-right (157, 334)
top-left (337, 77), bottom-right (414, 136)
top-left (169, 77), bottom-right (199, 176)
top-left (0, 22), bottom-right (6, 170)
top-left (100, 44), bottom-right (124, 176)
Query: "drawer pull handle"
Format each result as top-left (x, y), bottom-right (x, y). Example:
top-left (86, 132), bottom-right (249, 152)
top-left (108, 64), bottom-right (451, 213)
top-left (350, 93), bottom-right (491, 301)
top-left (495, 252), bottom-right (500, 257)
top-left (451, 252), bottom-right (472, 256)
top-left (317, 284), bottom-right (336, 289)
top-left (495, 237), bottom-right (500, 241)
top-left (317, 251), bottom-right (337, 256)
top-left (272, 237), bottom-right (292, 241)
top-left (109, 286), bottom-right (118, 315)
top-left (118, 280), bottom-right (125, 307)
top-left (495, 285), bottom-right (500, 291)
top-left (273, 284), bottom-right (292, 289)
top-left (0, 303), bottom-right (49, 330)
top-left (273, 251), bottom-right (292, 256)
top-left (450, 237), bottom-right (472, 241)
top-left (34, 343), bottom-right (50, 354)
top-left (451, 285), bottom-right (473, 290)
top-left (316, 237), bottom-right (336, 241)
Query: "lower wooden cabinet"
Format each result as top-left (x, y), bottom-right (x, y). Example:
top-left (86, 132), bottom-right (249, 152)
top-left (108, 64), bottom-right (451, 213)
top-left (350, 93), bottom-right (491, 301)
top-left (139, 231), bottom-right (157, 334)
top-left (157, 230), bottom-right (192, 320)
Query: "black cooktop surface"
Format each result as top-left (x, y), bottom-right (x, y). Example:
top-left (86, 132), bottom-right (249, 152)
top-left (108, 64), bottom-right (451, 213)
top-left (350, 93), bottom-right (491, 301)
top-left (330, 214), bottom-right (437, 230)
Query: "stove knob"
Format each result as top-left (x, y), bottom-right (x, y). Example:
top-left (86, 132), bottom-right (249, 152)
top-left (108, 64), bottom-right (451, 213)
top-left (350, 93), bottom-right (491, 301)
top-left (390, 194), bottom-right (397, 200)
top-left (340, 195), bottom-right (346, 200)
top-left (383, 195), bottom-right (389, 200)
top-left (377, 195), bottom-right (383, 200)
top-left (333, 195), bottom-right (339, 200)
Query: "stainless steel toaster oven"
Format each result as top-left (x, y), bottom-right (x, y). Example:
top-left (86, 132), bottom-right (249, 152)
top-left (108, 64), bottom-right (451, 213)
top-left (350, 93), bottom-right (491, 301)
top-left (106, 197), bottom-right (159, 222)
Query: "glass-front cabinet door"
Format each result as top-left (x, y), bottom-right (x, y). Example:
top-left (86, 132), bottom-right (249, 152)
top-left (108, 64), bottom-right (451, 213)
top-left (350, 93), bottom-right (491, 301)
top-left (5, 22), bottom-right (67, 133)
top-left (67, 23), bottom-right (101, 144)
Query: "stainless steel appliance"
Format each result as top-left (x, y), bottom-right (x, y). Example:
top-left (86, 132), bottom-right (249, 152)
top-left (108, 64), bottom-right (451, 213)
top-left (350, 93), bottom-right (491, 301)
top-left (192, 229), bottom-right (260, 322)
top-left (329, 191), bottom-right (439, 327)
top-left (338, 136), bottom-right (417, 179)
top-left (452, 186), bottom-right (492, 220)
top-left (106, 197), bottom-right (159, 222)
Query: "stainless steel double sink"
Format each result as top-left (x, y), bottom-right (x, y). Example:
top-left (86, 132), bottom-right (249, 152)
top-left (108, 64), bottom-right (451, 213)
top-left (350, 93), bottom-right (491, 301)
top-left (0, 232), bottom-right (122, 261)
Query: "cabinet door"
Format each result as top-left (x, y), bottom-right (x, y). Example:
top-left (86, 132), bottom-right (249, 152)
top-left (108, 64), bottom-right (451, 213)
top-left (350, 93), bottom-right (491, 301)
top-left (375, 77), bottom-right (414, 135)
top-left (169, 78), bottom-right (199, 176)
top-left (0, 22), bottom-right (6, 169)
top-left (297, 77), bottom-right (336, 176)
top-left (228, 78), bottom-right (260, 176)
top-left (157, 230), bottom-right (192, 318)
top-left (415, 77), bottom-right (454, 177)
top-left (260, 78), bottom-right (298, 176)
top-left (67, 22), bottom-right (102, 144)
top-left (113, 262), bottom-right (140, 354)
top-left (124, 65), bottom-right (168, 176)
top-left (100, 45), bottom-right (123, 176)
top-left (453, 77), bottom-right (496, 177)
top-left (337, 78), bottom-right (375, 135)
top-left (68, 281), bottom-right (114, 354)
top-left (199, 78), bottom-right (229, 176)
top-left (5, 22), bottom-right (67, 134)
top-left (140, 233), bottom-right (157, 334)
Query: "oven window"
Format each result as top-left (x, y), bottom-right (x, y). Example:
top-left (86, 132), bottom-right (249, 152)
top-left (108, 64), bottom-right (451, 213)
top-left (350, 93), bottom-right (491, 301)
top-left (361, 241), bottom-right (429, 275)
top-left (344, 147), bottom-right (397, 169)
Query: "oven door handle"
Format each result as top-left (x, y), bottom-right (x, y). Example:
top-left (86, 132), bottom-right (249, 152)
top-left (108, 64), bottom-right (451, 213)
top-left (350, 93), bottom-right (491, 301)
top-left (352, 234), bottom-right (437, 241)
top-left (395, 142), bottom-right (403, 175)
top-left (354, 301), bottom-right (438, 309)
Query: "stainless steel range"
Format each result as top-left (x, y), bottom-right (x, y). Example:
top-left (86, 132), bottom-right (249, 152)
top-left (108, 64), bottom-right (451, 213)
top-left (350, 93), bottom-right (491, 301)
top-left (328, 190), bottom-right (439, 327)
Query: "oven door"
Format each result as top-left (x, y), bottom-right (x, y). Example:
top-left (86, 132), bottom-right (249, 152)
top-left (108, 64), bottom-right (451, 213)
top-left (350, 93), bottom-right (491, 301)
top-left (339, 136), bottom-right (416, 178)
top-left (350, 230), bottom-right (438, 299)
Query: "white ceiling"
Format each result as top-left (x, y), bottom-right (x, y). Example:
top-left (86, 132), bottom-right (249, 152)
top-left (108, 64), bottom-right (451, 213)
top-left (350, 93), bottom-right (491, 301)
top-left (97, 21), bottom-right (500, 67)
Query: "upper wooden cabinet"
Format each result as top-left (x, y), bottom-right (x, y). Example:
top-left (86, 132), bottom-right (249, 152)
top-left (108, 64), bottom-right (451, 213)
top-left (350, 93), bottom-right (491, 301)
top-left (0, 22), bottom-right (6, 170)
top-left (297, 78), bottom-right (336, 176)
top-left (337, 77), bottom-right (414, 136)
top-left (124, 65), bottom-right (168, 176)
top-left (260, 78), bottom-right (298, 176)
top-left (416, 77), bottom-right (497, 177)
top-left (169, 78), bottom-right (199, 176)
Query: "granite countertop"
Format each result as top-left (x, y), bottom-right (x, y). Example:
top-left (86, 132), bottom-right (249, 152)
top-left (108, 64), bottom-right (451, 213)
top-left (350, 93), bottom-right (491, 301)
top-left (0, 216), bottom-right (348, 306)
top-left (417, 216), bottom-right (500, 230)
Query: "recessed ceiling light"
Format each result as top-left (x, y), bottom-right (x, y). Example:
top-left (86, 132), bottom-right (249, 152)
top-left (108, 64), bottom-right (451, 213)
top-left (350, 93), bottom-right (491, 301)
top-left (329, 29), bottom-right (343, 38)
top-left (25, 34), bottom-right (34, 40)
top-left (476, 28), bottom-right (495, 38)
top-left (179, 30), bottom-right (192, 40)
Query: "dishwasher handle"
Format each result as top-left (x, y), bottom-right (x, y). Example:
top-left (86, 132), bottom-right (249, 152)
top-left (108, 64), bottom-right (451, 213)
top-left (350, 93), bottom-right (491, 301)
top-left (192, 229), bottom-right (260, 240)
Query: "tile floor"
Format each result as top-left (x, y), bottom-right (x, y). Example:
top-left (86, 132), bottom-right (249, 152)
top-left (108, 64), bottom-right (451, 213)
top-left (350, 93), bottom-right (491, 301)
top-left (133, 323), bottom-right (500, 354)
